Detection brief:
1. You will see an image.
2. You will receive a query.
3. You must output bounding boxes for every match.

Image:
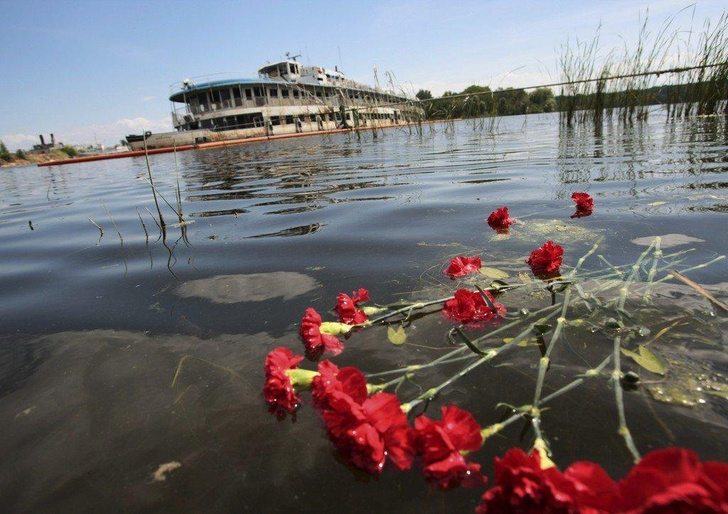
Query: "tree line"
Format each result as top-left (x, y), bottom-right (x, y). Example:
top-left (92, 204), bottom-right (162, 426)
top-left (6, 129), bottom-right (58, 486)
top-left (414, 81), bottom-right (727, 120)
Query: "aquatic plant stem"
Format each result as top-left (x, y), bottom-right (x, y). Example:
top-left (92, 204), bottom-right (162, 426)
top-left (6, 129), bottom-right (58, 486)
top-left (642, 237), bottom-right (662, 303)
top-left (143, 135), bottom-right (166, 238)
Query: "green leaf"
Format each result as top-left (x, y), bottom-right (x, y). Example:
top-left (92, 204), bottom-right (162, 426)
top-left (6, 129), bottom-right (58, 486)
top-left (387, 326), bottom-right (407, 345)
top-left (706, 383), bottom-right (728, 401)
top-left (621, 345), bottom-right (666, 375)
top-left (455, 327), bottom-right (486, 355)
top-left (479, 267), bottom-right (510, 280)
top-left (532, 323), bottom-right (553, 335)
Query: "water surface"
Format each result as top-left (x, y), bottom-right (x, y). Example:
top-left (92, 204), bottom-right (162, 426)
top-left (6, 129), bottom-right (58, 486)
top-left (1, 112), bottom-right (727, 512)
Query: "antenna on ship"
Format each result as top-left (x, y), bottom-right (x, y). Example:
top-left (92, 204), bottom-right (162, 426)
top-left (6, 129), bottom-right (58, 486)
top-left (373, 66), bottom-right (381, 90)
top-left (285, 52), bottom-right (301, 61)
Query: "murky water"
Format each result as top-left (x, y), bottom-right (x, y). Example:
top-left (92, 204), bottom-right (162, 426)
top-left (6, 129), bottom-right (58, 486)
top-left (1, 112), bottom-right (727, 512)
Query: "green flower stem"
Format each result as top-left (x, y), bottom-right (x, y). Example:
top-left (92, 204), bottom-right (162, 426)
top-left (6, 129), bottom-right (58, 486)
top-left (364, 303), bottom-right (562, 380)
top-left (400, 312), bottom-right (560, 414)
top-left (365, 354), bottom-right (479, 379)
top-left (650, 254), bottom-right (726, 285)
top-left (612, 334), bottom-right (641, 463)
top-left (367, 374), bottom-right (408, 394)
top-left (400, 351), bottom-right (500, 414)
top-left (532, 285), bottom-right (573, 407)
top-left (531, 244), bottom-right (596, 409)
top-left (366, 297), bottom-right (453, 325)
top-left (609, 240), bottom-right (656, 463)
top-left (480, 355), bottom-right (611, 444)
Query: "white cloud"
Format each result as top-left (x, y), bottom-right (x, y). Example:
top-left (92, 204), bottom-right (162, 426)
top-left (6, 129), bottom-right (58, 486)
top-left (3, 117), bottom-right (172, 151)
top-left (142, 95), bottom-right (155, 102)
top-left (0, 133), bottom-right (42, 152)
top-left (61, 116), bottom-right (172, 147)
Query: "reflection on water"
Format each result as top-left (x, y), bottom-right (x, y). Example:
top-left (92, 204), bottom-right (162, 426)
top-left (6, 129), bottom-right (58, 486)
top-left (0, 111), bottom-right (727, 512)
top-left (175, 272), bottom-right (320, 303)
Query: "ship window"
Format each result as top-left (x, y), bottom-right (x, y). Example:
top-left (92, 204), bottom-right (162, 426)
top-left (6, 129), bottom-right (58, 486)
top-left (293, 90), bottom-right (299, 98)
top-left (269, 88), bottom-right (278, 97)
top-left (270, 116), bottom-right (280, 126)
top-left (281, 89), bottom-right (289, 98)
top-left (316, 91), bottom-right (322, 98)
top-left (245, 89), bottom-right (252, 100)
top-left (253, 87), bottom-right (262, 97)
top-left (285, 115), bottom-right (293, 124)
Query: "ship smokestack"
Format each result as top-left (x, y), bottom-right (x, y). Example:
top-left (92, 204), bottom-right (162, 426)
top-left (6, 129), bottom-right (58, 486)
top-left (51, 133), bottom-right (55, 146)
top-left (39, 135), bottom-right (46, 146)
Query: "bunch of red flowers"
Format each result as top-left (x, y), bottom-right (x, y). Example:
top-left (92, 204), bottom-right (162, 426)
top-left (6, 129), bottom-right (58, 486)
top-left (263, 347), bottom-right (306, 416)
top-left (487, 206), bottom-right (515, 233)
top-left (263, 347), bottom-right (486, 486)
top-left (571, 192), bottom-right (594, 219)
top-left (445, 255), bottom-right (483, 278)
top-left (442, 288), bottom-right (506, 325)
top-left (264, 346), bottom-right (728, 508)
top-left (476, 446), bottom-right (728, 513)
top-left (526, 240), bottom-right (564, 278)
top-left (335, 288), bottom-right (371, 324)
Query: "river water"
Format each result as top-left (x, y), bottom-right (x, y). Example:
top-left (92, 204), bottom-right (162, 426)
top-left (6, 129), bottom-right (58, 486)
top-left (1, 112), bottom-right (726, 512)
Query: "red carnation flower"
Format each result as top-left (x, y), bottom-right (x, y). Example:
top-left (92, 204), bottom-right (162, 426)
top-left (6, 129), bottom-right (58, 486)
top-left (571, 192), bottom-right (594, 219)
top-left (300, 307), bottom-right (344, 358)
top-left (487, 207), bottom-right (515, 233)
top-left (322, 391), bottom-right (415, 475)
top-left (414, 405), bottom-right (486, 490)
top-left (335, 288), bottom-right (370, 325)
top-left (614, 448), bottom-right (728, 513)
top-left (445, 255), bottom-right (482, 278)
top-left (263, 347), bottom-right (305, 415)
top-left (442, 289), bottom-right (506, 325)
top-left (311, 360), bottom-right (368, 410)
top-left (526, 240), bottom-right (563, 278)
top-left (476, 448), bottom-right (618, 513)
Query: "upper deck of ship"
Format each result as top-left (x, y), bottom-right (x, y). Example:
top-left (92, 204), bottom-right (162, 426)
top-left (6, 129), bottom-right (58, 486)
top-left (168, 60), bottom-right (409, 103)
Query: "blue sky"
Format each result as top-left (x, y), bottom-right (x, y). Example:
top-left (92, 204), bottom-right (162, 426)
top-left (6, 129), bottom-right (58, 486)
top-left (1, 0), bottom-right (725, 150)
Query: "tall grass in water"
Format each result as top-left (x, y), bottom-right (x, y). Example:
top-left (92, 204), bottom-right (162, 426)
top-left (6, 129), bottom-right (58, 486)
top-left (559, 9), bottom-right (728, 126)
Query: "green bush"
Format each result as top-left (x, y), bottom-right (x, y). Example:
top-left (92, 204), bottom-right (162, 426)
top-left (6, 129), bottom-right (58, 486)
top-left (0, 140), bottom-right (14, 162)
top-left (15, 149), bottom-right (26, 160)
top-left (61, 145), bottom-right (78, 158)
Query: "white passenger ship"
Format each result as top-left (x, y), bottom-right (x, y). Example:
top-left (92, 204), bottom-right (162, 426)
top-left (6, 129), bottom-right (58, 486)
top-left (126, 58), bottom-right (423, 150)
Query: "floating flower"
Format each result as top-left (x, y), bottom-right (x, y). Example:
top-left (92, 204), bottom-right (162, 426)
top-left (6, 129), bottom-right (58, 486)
top-left (526, 240), bottom-right (563, 278)
top-left (487, 207), bottom-right (515, 233)
top-left (300, 307), bottom-right (346, 358)
top-left (571, 192), bottom-right (594, 219)
top-left (442, 289), bottom-right (506, 325)
top-left (476, 448), bottom-right (618, 513)
top-left (263, 347), bottom-right (306, 415)
top-left (311, 360), bottom-right (368, 410)
top-left (614, 447), bottom-right (728, 513)
top-left (414, 405), bottom-right (486, 490)
top-left (322, 391), bottom-right (415, 475)
top-left (335, 288), bottom-right (370, 325)
top-left (445, 255), bottom-right (482, 278)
